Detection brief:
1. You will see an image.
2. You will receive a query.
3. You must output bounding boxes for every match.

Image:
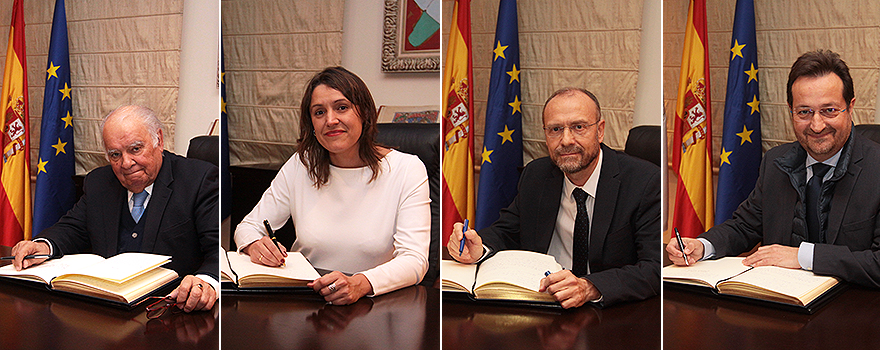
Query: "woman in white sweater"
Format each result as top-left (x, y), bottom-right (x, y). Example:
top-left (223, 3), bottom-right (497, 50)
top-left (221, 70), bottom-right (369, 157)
top-left (234, 67), bottom-right (430, 305)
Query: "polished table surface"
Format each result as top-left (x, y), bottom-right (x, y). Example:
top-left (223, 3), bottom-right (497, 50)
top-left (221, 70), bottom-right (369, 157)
top-left (664, 284), bottom-right (880, 349)
top-left (0, 246), bottom-right (218, 350)
top-left (442, 294), bottom-right (660, 350)
top-left (221, 285), bottom-right (440, 350)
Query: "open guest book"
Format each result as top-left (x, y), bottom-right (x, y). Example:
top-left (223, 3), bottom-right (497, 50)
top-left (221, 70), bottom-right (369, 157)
top-left (663, 257), bottom-right (843, 313)
top-left (441, 250), bottom-right (562, 307)
top-left (221, 248), bottom-right (321, 291)
top-left (0, 252), bottom-right (178, 308)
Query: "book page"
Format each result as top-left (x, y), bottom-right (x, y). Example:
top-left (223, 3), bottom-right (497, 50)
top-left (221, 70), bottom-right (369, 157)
top-left (474, 250), bottom-right (562, 293)
top-left (663, 257), bottom-right (753, 288)
top-left (440, 260), bottom-right (476, 293)
top-left (220, 248), bottom-right (236, 283)
top-left (57, 253), bottom-right (171, 283)
top-left (0, 254), bottom-right (106, 284)
top-left (227, 251), bottom-right (320, 282)
top-left (722, 265), bottom-right (839, 303)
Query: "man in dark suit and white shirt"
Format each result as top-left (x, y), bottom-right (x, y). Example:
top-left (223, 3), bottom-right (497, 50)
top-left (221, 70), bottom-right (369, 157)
top-left (448, 87), bottom-right (661, 308)
top-left (668, 50), bottom-right (880, 289)
top-left (11, 105), bottom-right (219, 312)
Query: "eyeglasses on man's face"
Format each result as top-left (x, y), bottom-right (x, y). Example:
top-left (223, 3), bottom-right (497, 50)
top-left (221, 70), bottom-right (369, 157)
top-left (543, 120), bottom-right (600, 139)
top-left (790, 107), bottom-right (848, 122)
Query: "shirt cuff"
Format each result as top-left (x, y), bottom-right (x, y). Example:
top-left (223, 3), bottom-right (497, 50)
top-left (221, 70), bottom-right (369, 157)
top-left (32, 238), bottom-right (55, 257)
top-left (195, 274), bottom-right (220, 296)
top-left (696, 238), bottom-right (715, 261)
top-left (797, 242), bottom-right (814, 270)
top-left (475, 245), bottom-right (491, 263)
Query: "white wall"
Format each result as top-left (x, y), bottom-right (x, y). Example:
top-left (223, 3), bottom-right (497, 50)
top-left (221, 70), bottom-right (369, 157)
top-left (342, 0), bottom-right (440, 108)
top-left (175, 0), bottom-right (220, 155)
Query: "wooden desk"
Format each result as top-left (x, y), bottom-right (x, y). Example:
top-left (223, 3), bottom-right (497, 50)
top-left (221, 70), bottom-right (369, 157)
top-left (664, 285), bottom-right (880, 349)
top-left (442, 295), bottom-right (660, 350)
top-left (0, 247), bottom-right (218, 350)
top-left (221, 285), bottom-right (440, 350)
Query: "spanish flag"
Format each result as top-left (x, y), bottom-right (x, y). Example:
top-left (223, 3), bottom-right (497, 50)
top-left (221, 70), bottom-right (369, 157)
top-left (672, 0), bottom-right (713, 238)
top-left (441, 0), bottom-right (474, 245)
top-left (0, 0), bottom-right (31, 246)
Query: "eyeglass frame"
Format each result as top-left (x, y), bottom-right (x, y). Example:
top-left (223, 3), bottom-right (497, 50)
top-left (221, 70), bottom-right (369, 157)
top-left (790, 106), bottom-right (848, 122)
top-left (542, 120), bottom-right (601, 139)
top-left (144, 296), bottom-right (184, 319)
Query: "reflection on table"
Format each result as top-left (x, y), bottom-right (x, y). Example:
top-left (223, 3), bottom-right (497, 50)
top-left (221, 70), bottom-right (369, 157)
top-left (664, 285), bottom-right (880, 350)
top-left (0, 246), bottom-right (218, 350)
top-left (221, 285), bottom-right (439, 350)
top-left (442, 295), bottom-right (660, 350)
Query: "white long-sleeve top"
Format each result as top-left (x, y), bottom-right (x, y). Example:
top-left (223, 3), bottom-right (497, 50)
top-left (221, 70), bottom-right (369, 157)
top-left (234, 150), bottom-right (431, 295)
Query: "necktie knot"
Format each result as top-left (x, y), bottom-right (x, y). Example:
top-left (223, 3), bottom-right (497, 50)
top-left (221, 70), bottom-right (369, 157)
top-left (573, 187), bottom-right (589, 204)
top-left (812, 163), bottom-right (831, 180)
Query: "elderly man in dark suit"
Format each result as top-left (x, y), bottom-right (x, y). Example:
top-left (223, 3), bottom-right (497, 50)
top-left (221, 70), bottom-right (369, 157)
top-left (668, 50), bottom-right (880, 289)
top-left (11, 105), bottom-right (218, 312)
top-left (448, 87), bottom-right (661, 308)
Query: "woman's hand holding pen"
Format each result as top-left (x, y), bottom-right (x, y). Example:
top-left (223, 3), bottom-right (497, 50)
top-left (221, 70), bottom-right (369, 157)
top-left (244, 236), bottom-right (288, 266)
top-left (308, 271), bottom-right (373, 305)
top-left (446, 222), bottom-right (483, 264)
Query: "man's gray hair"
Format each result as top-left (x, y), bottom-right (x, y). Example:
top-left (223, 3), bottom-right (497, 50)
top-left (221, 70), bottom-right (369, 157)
top-left (101, 105), bottom-right (164, 148)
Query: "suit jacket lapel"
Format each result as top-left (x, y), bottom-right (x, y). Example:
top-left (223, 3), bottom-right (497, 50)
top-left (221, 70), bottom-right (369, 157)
top-left (141, 152), bottom-right (173, 253)
top-left (591, 145), bottom-right (619, 264)
top-left (536, 165), bottom-right (564, 252)
top-left (826, 140), bottom-right (863, 244)
top-left (102, 181), bottom-right (125, 256)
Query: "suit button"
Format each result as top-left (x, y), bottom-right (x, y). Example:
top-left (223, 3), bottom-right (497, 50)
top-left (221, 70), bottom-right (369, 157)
top-left (132, 232), bottom-right (138, 239)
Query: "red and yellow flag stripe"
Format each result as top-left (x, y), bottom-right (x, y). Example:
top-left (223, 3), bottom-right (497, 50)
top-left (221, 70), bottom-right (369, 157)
top-left (441, 0), bottom-right (474, 245)
top-left (0, 0), bottom-right (31, 246)
top-left (672, 0), bottom-right (713, 238)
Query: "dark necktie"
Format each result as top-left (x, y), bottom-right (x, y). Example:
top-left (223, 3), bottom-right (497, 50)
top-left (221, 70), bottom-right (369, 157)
top-left (572, 188), bottom-right (590, 276)
top-left (806, 163), bottom-right (831, 243)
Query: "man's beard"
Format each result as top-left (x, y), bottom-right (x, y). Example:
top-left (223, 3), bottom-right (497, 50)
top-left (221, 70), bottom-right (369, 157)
top-left (551, 144), bottom-right (598, 174)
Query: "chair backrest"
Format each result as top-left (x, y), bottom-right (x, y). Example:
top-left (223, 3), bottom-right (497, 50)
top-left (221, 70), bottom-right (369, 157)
top-left (624, 125), bottom-right (662, 167)
top-left (855, 124), bottom-right (880, 146)
top-left (187, 135), bottom-right (219, 166)
top-left (376, 123), bottom-right (440, 287)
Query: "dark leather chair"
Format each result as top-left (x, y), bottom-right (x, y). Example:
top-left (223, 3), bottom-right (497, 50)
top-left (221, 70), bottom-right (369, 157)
top-left (624, 125), bottom-right (662, 167)
top-left (229, 123), bottom-right (441, 286)
top-left (855, 124), bottom-right (880, 146)
top-left (186, 135), bottom-right (219, 166)
top-left (375, 123), bottom-right (440, 287)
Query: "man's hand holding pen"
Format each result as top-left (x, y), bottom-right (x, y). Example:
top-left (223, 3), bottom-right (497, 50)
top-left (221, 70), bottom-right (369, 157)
top-left (244, 236), bottom-right (288, 266)
top-left (9, 240), bottom-right (52, 271)
top-left (665, 237), bottom-right (704, 266)
top-left (446, 221), bottom-right (483, 264)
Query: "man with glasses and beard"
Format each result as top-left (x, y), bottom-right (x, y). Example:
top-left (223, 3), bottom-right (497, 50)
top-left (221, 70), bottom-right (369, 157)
top-left (447, 87), bottom-right (661, 308)
top-left (667, 50), bottom-right (880, 289)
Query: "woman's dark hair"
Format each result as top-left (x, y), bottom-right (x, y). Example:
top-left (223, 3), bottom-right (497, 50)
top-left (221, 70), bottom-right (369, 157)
top-left (297, 66), bottom-right (382, 187)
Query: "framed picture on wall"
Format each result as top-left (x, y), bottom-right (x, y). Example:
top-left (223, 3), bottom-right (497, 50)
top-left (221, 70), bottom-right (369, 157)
top-left (382, 0), bottom-right (440, 72)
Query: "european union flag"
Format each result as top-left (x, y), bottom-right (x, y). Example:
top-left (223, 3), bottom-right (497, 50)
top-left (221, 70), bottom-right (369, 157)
top-left (475, 0), bottom-right (521, 230)
top-left (34, 0), bottom-right (75, 235)
top-left (716, 0), bottom-right (761, 224)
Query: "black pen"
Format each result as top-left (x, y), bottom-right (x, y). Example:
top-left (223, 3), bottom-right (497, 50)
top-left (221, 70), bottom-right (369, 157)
top-left (674, 227), bottom-right (689, 266)
top-left (0, 254), bottom-right (51, 260)
top-left (262, 219), bottom-right (286, 266)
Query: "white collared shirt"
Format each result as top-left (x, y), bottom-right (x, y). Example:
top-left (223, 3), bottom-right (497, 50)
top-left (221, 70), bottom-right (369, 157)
top-left (548, 149), bottom-right (603, 272)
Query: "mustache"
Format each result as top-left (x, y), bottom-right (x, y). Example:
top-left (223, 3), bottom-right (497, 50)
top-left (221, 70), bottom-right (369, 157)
top-left (555, 145), bottom-right (584, 155)
top-left (804, 126), bottom-right (834, 136)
